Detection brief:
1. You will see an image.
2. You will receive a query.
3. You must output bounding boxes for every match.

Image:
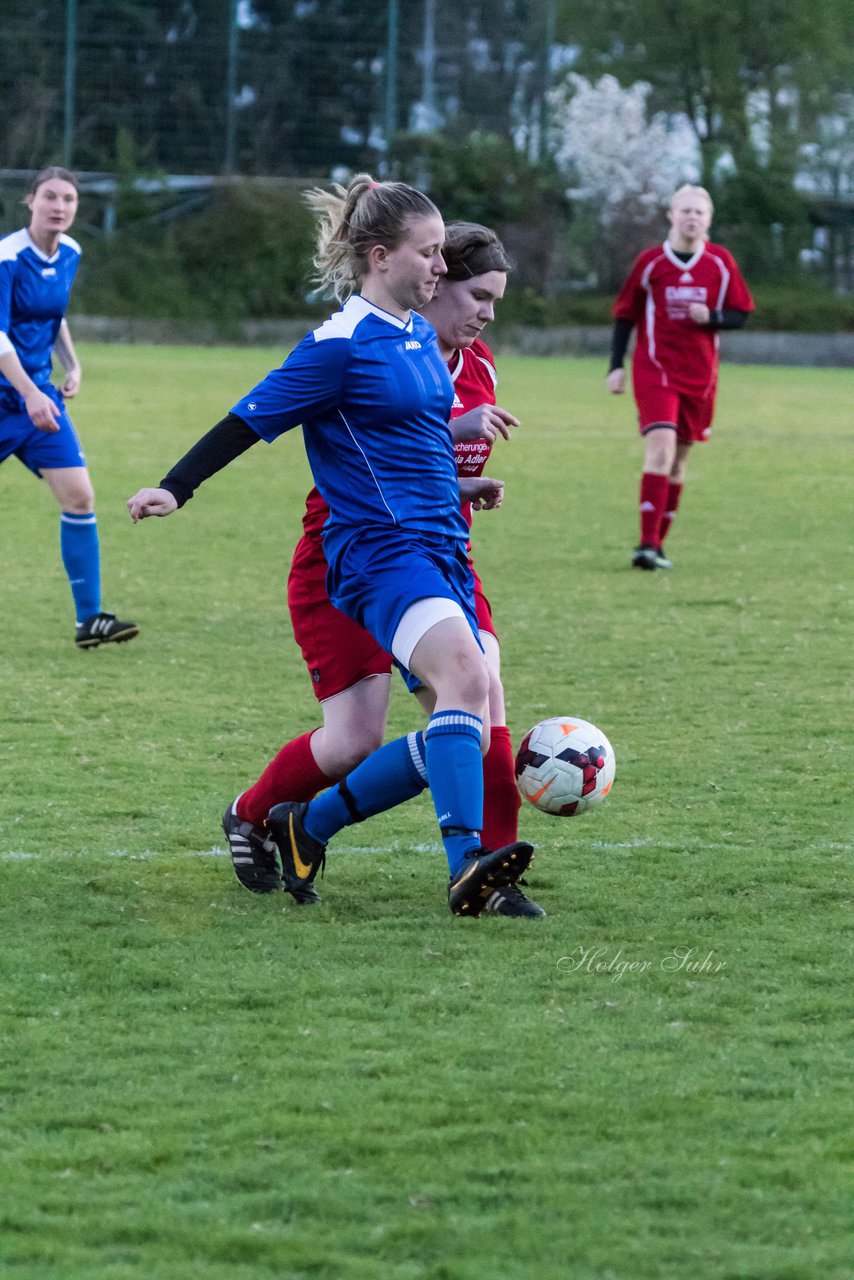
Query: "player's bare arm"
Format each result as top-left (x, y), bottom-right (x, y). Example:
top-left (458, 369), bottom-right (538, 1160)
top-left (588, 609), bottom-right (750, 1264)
top-left (451, 403), bottom-right (519, 444)
top-left (459, 474), bottom-right (504, 510)
top-left (54, 320), bottom-right (82, 397)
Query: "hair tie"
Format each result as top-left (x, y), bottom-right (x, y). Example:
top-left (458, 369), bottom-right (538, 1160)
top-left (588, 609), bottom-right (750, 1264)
top-left (368, 180), bottom-right (379, 189)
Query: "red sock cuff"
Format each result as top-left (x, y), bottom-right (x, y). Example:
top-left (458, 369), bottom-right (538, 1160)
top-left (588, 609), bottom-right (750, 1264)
top-left (238, 730), bottom-right (333, 824)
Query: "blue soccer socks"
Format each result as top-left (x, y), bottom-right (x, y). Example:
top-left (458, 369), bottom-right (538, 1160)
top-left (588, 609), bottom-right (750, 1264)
top-left (424, 710), bottom-right (484, 876)
top-left (60, 511), bottom-right (101, 623)
top-left (302, 731), bottom-right (429, 846)
top-left (297, 714), bottom-right (486, 876)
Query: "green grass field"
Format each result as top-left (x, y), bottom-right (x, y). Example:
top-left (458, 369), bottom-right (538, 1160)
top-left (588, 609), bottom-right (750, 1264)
top-left (1, 346), bottom-right (851, 1280)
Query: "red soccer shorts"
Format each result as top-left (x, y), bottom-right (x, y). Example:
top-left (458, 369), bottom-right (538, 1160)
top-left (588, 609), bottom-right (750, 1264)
top-left (287, 533), bottom-right (391, 703)
top-left (635, 383), bottom-right (716, 443)
top-left (470, 561), bottom-right (497, 639)
top-left (287, 534), bottom-right (499, 702)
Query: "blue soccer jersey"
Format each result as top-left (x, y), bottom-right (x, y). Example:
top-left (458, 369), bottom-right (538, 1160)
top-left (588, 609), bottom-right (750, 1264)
top-left (230, 295), bottom-right (465, 542)
top-left (0, 229), bottom-right (81, 389)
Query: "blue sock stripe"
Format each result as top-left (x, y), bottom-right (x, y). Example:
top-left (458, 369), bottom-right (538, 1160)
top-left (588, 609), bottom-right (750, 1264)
top-left (60, 512), bottom-right (97, 525)
top-left (407, 731), bottom-right (428, 783)
top-left (425, 711), bottom-right (483, 740)
top-left (304, 733), bottom-right (429, 845)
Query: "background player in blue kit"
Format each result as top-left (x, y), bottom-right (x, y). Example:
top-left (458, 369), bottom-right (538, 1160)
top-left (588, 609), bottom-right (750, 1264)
top-left (127, 174), bottom-right (534, 918)
top-left (0, 167), bottom-right (138, 648)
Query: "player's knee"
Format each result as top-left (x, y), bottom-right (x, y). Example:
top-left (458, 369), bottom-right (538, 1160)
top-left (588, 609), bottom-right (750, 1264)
top-left (63, 483), bottom-right (95, 514)
top-left (671, 450), bottom-right (691, 483)
top-left (350, 721), bottom-right (386, 760)
top-left (645, 446), bottom-right (673, 473)
top-left (643, 426), bottom-right (676, 473)
top-left (330, 723), bottom-right (385, 774)
top-left (487, 674), bottom-right (506, 725)
top-left (444, 652), bottom-right (490, 710)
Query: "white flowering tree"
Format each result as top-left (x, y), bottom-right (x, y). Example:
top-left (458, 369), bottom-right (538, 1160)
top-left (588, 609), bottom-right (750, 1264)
top-left (548, 74), bottom-right (699, 286)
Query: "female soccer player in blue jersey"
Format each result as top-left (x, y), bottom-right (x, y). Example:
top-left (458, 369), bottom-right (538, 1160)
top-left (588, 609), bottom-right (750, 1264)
top-left (127, 175), bottom-right (533, 917)
top-left (219, 221), bottom-right (540, 915)
top-left (0, 167), bottom-right (138, 648)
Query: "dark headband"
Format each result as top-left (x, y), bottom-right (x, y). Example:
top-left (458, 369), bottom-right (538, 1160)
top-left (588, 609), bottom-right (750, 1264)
top-left (442, 229), bottom-right (512, 281)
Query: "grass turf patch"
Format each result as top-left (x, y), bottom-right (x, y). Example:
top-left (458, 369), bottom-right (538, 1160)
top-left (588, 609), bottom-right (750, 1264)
top-left (0, 347), bottom-right (851, 1279)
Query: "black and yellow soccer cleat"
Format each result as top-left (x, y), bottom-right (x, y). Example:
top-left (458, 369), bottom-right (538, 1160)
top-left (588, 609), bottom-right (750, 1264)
top-left (265, 802), bottom-right (326, 904)
top-left (448, 842), bottom-right (534, 917)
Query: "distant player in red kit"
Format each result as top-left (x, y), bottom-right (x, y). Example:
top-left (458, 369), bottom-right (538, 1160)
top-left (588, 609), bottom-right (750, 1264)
top-left (606, 185), bottom-right (754, 570)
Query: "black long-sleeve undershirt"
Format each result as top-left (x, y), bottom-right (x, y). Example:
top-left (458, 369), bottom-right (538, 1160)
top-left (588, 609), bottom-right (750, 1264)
top-left (159, 414), bottom-right (261, 506)
top-left (609, 318), bottom-right (635, 373)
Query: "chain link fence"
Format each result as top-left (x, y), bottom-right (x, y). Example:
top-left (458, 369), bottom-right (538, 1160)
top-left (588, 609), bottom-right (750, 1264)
top-left (1, 1), bottom-right (553, 178)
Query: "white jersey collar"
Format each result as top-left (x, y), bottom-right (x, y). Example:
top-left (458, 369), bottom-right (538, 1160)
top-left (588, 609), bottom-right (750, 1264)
top-left (350, 294), bottom-right (413, 332)
top-left (25, 230), bottom-right (62, 264)
top-left (663, 239), bottom-right (706, 272)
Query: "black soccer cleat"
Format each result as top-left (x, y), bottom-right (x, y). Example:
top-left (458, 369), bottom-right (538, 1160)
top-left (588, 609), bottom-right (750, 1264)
top-left (266, 801), bottom-right (326, 902)
top-left (482, 878), bottom-right (546, 918)
top-left (75, 611), bottom-right (139, 649)
top-left (631, 544), bottom-right (659, 571)
top-left (287, 879), bottom-right (322, 905)
top-left (222, 799), bottom-right (284, 894)
top-left (448, 842), bottom-right (534, 918)
top-left (653, 546), bottom-right (673, 569)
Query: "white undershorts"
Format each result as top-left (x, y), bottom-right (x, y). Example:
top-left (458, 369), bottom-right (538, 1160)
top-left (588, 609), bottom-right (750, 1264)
top-left (391, 597), bottom-right (466, 669)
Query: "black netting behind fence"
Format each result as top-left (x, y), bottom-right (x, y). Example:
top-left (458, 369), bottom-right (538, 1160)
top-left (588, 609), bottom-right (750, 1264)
top-left (2, 1), bottom-right (550, 177)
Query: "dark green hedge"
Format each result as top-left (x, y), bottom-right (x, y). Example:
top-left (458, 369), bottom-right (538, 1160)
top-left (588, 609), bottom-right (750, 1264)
top-left (492, 283), bottom-right (854, 333)
top-left (74, 182), bottom-right (322, 329)
top-left (68, 182), bottom-right (854, 334)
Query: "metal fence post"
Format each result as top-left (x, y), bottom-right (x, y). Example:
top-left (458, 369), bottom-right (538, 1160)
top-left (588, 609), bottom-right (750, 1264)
top-left (63, 0), bottom-right (77, 167)
top-left (224, 0), bottom-right (238, 174)
top-left (384, 0), bottom-right (399, 158)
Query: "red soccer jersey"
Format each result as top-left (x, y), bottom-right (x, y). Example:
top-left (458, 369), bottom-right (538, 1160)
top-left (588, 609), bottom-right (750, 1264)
top-left (450, 337), bottom-right (498, 527)
top-left (612, 241), bottom-right (754, 397)
top-left (300, 337), bottom-right (499, 538)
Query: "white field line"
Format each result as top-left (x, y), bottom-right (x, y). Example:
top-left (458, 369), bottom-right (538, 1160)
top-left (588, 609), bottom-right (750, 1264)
top-left (3, 840), bottom-right (851, 862)
top-left (0, 843), bottom-right (439, 861)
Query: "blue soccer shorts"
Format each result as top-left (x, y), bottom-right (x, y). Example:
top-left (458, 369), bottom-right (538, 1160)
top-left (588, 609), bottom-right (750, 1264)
top-left (323, 522), bottom-right (481, 682)
top-left (0, 384), bottom-right (86, 474)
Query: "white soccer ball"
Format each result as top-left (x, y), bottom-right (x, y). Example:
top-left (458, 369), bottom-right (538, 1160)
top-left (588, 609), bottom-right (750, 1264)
top-left (515, 716), bottom-right (616, 817)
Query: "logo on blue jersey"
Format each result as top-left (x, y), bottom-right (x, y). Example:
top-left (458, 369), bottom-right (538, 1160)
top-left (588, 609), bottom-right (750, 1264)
top-left (247, 401), bottom-right (256, 410)
top-left (405, 340), bottom-right (421, 350)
